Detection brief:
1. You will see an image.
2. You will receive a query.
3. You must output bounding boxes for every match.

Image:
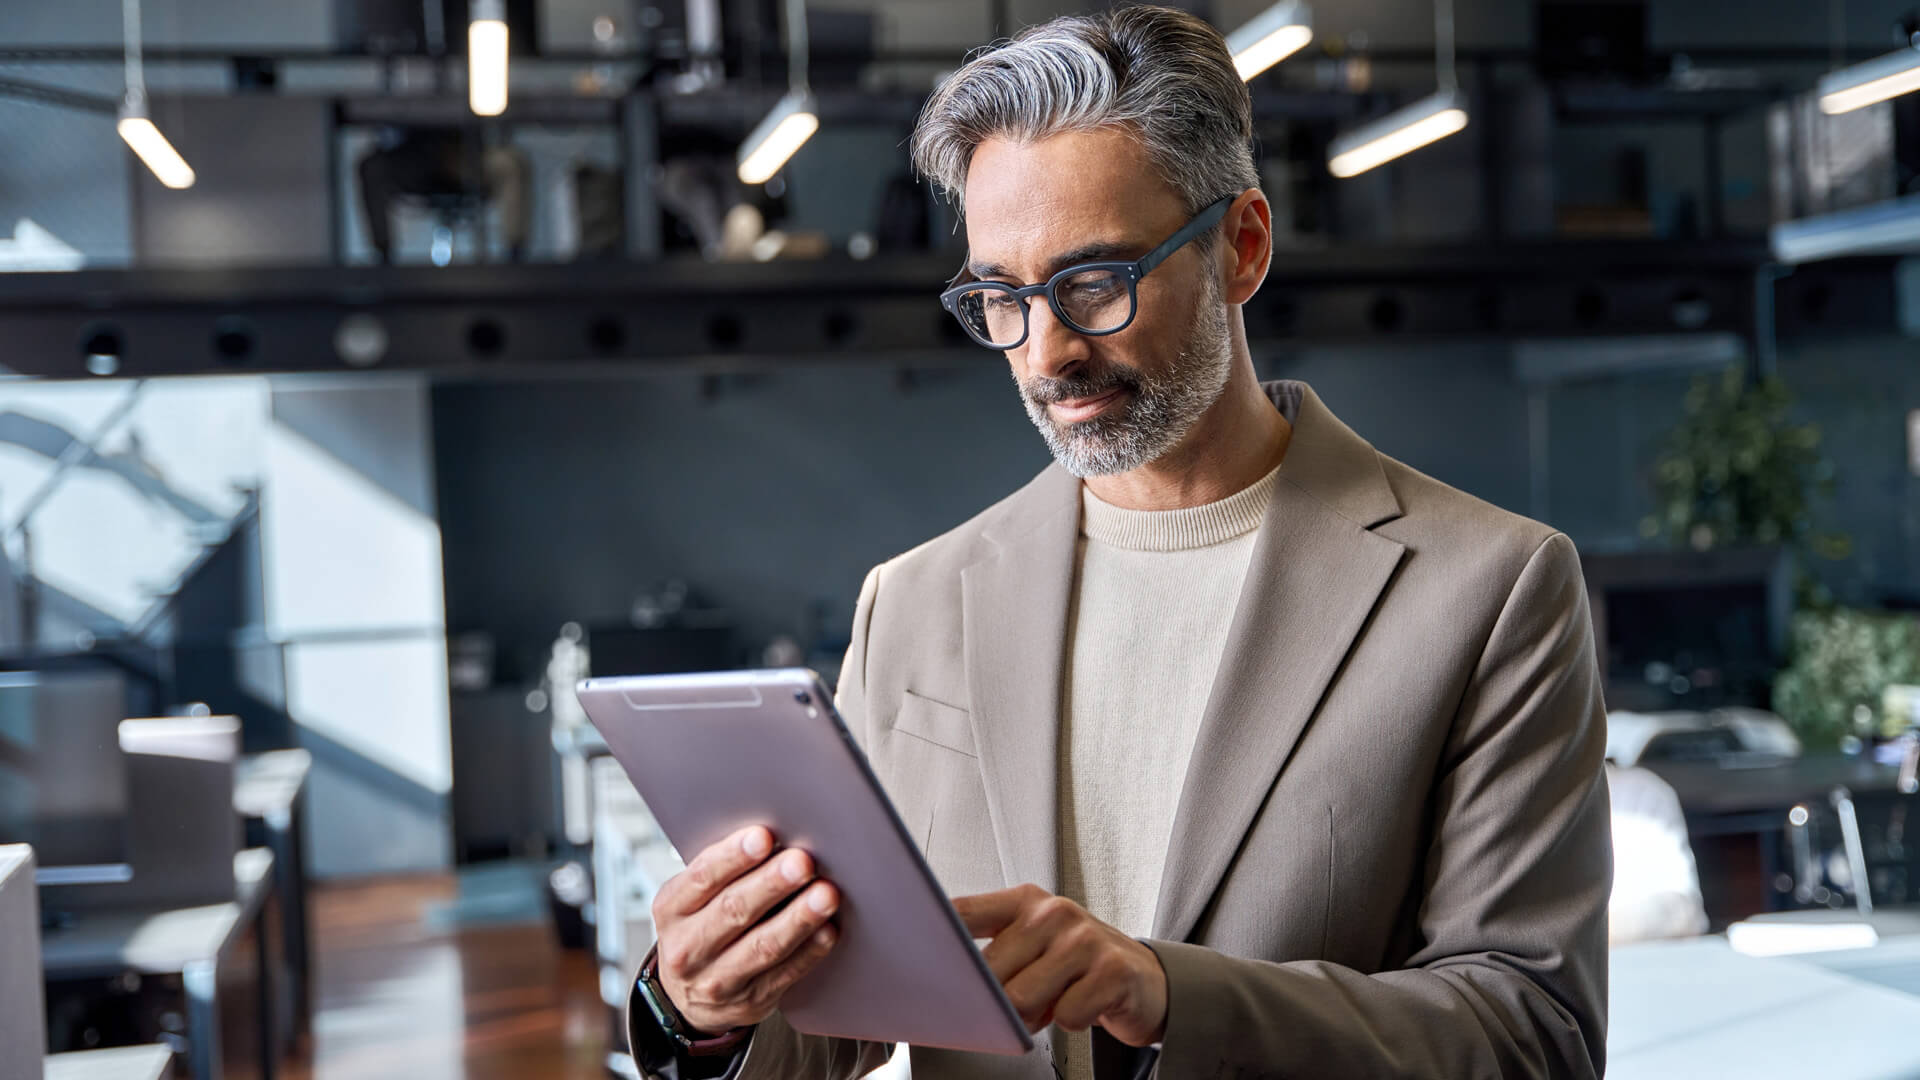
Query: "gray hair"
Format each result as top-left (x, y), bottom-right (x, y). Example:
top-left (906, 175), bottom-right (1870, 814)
top-left (910, 5), bottom-right (1257, 222)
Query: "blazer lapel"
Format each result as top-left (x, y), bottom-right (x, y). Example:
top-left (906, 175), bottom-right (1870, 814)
top-left (1150, 383), bottom-right (1408, 943)
top-left (961, 466), bottom-right (1081, 896)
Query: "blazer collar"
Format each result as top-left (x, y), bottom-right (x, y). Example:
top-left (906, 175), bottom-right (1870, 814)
top-left (959, 380), bottom-right (1407, 918)
top-left (1260, 380), bottom-right (1403, 529)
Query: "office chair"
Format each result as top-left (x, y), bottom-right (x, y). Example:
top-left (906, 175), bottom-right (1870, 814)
top-left (1785, 776), bottom-right (1920, 915)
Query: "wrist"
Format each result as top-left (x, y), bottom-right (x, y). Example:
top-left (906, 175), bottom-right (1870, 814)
top-left (633, 946), bottom-right (753, 1059)
top-left (648, 973), bottom-right (718, 1040)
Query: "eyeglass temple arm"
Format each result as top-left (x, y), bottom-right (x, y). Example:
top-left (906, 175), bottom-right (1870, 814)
top-left (945, 257), bottom-right (979, 292)
top-left (1133, 195), bottom-right (1236, 278)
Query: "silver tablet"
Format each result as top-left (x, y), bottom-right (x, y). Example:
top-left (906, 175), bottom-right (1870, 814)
top-left (577, 667), bottom-right (1034, 1056)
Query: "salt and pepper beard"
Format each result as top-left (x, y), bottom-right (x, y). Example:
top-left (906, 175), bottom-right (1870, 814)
top-left (1014, 271), bottom-right (1234, 478)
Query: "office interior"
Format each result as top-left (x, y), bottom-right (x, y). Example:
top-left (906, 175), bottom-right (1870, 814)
top-left (0, 0), bottom-right (1919, 1076)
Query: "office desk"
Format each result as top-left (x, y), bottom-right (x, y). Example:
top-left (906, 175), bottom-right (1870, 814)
top-left (2, 846), bottom-right (43, 1080)
top-left (1644, 755), bottom-right (1903, 925)
top-left (1648, 756), bottom-right (1903, 827)
top-left (1793, 925), bottom-right (1920, 995)
top-left (44, 1046), bottom-right (174, 1080)
top-left (234, 750), bottom-right (311, 1051)
top-left (42, 849), bottom-right (278, 1080)
top-left (1610, 936), bottom-right (1920, 1078)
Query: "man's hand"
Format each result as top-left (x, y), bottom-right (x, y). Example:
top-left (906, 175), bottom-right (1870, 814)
top-left (955, 884), bottom-right (1168, 1046)
top-left (651, 824), bottom-right (841, 1034)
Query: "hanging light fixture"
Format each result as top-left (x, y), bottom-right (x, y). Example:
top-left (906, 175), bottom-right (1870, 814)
top-left (737, 0), bottom-right (817, 185)
top-left (1817, 39), bottom-right (1920, 115)
top-left (469, 0), bottom-right (510, 116)
top-left (117, 0), bottom-right (194, 189)
top-left (1225, 0), bottom-right (1314, 82)
top-left (117, 106), bottom-right (196, 190)
top-left (1329, 90), bottom-right (1469, 178)
top-left (1327, 0), bottom-right (1467, 178)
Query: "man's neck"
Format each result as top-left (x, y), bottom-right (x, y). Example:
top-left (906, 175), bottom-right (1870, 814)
top-left (1081, 363), bottom-right (1291, 511)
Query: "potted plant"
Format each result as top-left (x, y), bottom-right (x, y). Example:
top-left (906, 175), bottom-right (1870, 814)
top-left (1641, 366), bottom-right (1844, 566)
top-left (1640, 366), bottom-right (1881, 749)
top-left (1773, 609), bottom-right (1920, 749)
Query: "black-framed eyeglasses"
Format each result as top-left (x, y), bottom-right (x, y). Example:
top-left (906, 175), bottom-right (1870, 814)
top-left (939, 193), bottom-right (1237, 351)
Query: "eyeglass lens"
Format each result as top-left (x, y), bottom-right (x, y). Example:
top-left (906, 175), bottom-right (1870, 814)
top-left (951, 268), bottom-right (1133, 347)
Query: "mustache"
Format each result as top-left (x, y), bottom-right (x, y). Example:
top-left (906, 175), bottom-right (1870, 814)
top-left (1022, 365), bottom-right (1143, 406)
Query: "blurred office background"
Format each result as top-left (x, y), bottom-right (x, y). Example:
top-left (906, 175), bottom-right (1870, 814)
top-left (1, 0), bottom-right (1919, 1077)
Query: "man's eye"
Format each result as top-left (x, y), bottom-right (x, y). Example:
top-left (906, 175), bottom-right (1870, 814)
top-left (1064, 276), bottom-right (1121, 296)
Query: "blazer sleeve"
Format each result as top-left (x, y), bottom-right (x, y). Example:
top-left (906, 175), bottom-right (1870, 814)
top-left (679, 565), bottom-right (898, 1080)
top-left (1142, 532), bottom-right (1612, 1080)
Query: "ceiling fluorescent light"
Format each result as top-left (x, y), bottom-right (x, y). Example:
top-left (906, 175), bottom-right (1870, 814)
top-left (1330, 0), bottom-right (1465, 178)
top-left (1226, 0), bottom-right (1314, 81)
top-left (469, 0), bottom-right (509, 117)
top-left (1328, 89), bottom-right (1468, 178)
top-left (737, 0), bottom-right (817, 185)
top-left (737, 90), bottom-right (819, 185)
top-left (118, 106), bottom-right (195, 189)
top-left (1771, 191), bottom-right (1920, 263)
top-left (1818, 44), bottom-right (1920, 115)
top-left (118, 0), bottom-right (193, 189)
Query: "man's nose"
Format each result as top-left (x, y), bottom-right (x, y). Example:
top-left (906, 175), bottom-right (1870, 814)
top-left (1019, 295), bottom-right (1091, 381)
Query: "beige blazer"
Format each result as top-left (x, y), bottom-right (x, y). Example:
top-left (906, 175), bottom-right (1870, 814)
top-left (728, 381), bottom-right (1611, 1080)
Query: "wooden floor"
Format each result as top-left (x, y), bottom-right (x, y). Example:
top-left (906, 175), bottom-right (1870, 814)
top-left (279, 874), bottom-right (609, 1080)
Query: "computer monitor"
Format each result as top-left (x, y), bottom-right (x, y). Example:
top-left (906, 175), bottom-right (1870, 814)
top-left (587, 624), bottom-right (736, 678)
top-left (0, 669), bottom-right (133, 886)
top-left (1582, 547), bottom-right (1792, 713)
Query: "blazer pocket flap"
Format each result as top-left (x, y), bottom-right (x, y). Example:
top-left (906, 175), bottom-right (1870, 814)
top-left (893, 690), bottom-right (977, 756)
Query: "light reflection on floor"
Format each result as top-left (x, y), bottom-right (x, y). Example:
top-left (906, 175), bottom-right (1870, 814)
top-left (280, 870), bottom-right (606, 1080)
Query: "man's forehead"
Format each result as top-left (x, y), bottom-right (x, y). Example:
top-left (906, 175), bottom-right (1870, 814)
top-left (962, 131), bottom-right (1162, 222)
top-left (960, 133), bottom-right (1182, 277)
top-left (962, 199), bottom-right (1130, 264)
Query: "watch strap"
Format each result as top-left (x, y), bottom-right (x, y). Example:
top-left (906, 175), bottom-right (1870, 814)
top-left (637, 945), bottom-right (753, 1058)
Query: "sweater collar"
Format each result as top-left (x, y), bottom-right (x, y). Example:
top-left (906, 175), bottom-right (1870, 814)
top-left (1079, 460), bottom-right (1279, 551)
top-left (982, 380), bottom-right (1404, 549)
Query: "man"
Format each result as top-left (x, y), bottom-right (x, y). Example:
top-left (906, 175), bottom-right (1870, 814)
top-left (632, 7), bottom-right (1611, 1078)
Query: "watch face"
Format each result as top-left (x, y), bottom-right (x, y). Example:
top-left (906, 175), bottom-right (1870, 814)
top-left (638, 969), bottom-right (684, 1036)
top-left (629, 972), bottom-right (684, 1067)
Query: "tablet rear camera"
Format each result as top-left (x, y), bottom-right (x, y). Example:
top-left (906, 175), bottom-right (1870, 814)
top-left (794, 690), bottom-right (812, 705)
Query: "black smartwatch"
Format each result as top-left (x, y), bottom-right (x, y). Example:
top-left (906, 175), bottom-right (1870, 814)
top-left (629, 945), bottom-right (752, 1072)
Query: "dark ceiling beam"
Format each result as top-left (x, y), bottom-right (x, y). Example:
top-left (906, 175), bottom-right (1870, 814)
top-left (329, 87), bottom-right (1359, 129)
top-left (0, 47), bottom-right (670, 62)
top-left (0, 75), bottom-right (118, 115)
top-left (1552, 83), bottom-right (1788, 120)
top-left (340, 95), bottom-right (622, 126)
top-left (0, 242), bottom-right (1778, 306)
top-left (0, 241), bottom-right (1838, 382)
top-left (0, 44), bottom-right (1900, 67)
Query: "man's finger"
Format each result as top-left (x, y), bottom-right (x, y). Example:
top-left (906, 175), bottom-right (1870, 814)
top-left (655, 825), bottom-right (775, 919)
top-left (742, 921), bottom-right (840, 1010)
top-left (1050, 968), bottom-right (1128, 1033)
top-left (704, 879), bottom-right (839, 994)
top-left (680, 849), bottom-right (820, 972)
top-left (979, 918), bottom-right (1051, 985)
top-left (953, 886), bottom-right (1031, 939)
top-left (999, 935), bottom-right (1094, 1033)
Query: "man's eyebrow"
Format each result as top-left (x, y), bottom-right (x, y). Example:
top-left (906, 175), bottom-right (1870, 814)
top-left (967, 241), bottom-right (1141, 282)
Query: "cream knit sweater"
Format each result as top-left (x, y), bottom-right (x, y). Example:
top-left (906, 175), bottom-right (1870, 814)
top-left (1057, 463), bottom-right (1279, 1080)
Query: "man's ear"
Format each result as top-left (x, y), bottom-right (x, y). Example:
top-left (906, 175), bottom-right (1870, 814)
top-left (1220, 189), bottom-right (1273, 306)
